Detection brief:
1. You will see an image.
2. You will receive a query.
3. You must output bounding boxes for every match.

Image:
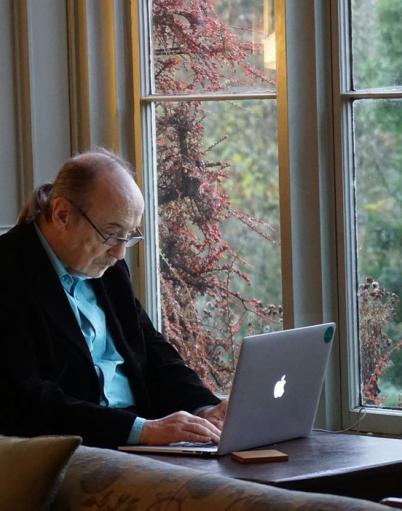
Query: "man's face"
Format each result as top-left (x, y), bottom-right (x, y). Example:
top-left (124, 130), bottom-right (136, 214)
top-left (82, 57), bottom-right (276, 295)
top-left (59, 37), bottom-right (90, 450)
top-left (60, 173), bottom-right (143, 278)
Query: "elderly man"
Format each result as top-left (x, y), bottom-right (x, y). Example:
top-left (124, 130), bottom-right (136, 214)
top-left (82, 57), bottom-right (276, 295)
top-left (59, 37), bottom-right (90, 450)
top-left (0, 149), bottom-right (227, 447)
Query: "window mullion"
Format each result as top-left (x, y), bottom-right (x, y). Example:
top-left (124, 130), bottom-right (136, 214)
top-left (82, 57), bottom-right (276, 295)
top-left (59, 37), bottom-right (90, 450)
top-left (135, 0), bottom-right (161, 327)
top-left (277, 0), bottom-right (341, 429)
top-left (332, 0), bottom-right (361, 429)
top-left (141, 92), bottom-right (277, 103)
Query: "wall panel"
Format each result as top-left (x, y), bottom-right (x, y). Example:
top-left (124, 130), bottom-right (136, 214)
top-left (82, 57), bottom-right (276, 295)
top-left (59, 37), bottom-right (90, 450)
top-left (0, 0), bottom-right (72, 228)
top-left (27, 0), bottom-right (71, 183)
top-left (0, 0), bottom-right (20, 227)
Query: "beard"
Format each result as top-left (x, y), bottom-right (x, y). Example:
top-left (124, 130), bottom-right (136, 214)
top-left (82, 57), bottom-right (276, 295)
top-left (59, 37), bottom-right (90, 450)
top-left (69, 256), bottom-right (117, 278)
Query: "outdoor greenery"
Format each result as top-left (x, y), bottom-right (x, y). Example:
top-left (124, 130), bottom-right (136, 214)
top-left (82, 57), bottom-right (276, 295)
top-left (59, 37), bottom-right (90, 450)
top-left (152, 0), bottom-right (281, 392)
top-left (150, 0), bottom-right (402, 404)
top-left (353, 0), bottom-right (402, 407)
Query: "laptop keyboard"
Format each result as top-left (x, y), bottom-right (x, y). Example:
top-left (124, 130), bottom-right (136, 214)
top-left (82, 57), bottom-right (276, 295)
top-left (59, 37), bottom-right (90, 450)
top-left (169, 441), bottom-right (216, 447)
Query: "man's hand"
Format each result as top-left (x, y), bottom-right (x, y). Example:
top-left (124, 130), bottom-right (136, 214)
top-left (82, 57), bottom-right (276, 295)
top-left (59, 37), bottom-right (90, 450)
top-left (196, 399), bottom-right (228, 430)
top-left (140, 411), bottom-right (221, 446)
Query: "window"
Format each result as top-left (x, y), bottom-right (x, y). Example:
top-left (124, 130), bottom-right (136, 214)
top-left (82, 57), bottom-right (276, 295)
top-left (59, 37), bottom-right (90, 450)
top-left (338, 0), bottom-right (402, 431)
top-left (138, 0), bottom-right (281, 392)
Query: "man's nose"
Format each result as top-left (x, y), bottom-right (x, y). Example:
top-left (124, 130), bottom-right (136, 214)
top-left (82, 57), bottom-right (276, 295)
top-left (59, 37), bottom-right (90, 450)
top-left (107, 242), bottom-right (127, 260)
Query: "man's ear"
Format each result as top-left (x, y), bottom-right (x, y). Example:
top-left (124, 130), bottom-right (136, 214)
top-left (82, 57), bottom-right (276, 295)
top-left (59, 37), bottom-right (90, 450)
top-left (51, 197), bottom-right (73, 231)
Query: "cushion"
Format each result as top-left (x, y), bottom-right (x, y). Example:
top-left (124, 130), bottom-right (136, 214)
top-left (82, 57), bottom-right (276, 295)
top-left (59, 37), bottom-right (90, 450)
top-left (0, 434), bottom-right (81, 511)
top-left (53, 446), bottom-right (389, 510)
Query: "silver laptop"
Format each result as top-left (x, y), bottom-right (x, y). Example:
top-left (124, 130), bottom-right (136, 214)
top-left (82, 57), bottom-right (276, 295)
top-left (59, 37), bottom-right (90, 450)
top-left (119, 323), bottom-right (335, 456)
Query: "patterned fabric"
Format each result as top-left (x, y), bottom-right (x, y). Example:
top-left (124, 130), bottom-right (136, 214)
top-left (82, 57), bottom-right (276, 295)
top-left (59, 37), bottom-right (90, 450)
top-left (52, 446), bottom-right (389, 510)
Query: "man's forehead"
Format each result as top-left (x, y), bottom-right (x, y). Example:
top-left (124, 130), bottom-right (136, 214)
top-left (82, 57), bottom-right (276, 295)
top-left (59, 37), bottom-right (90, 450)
top-left (91, 172), bottom-right (142, 205)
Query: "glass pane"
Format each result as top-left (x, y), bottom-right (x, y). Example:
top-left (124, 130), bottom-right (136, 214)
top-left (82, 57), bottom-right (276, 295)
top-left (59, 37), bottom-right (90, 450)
top-left (354, 99), bottom-right (402, 408)
top-left (152, 0), bottom-right (276, 95)
top-left (156, 99), bottom-right (282, 392)
top-left (352, 0), bottom-right (402, 89)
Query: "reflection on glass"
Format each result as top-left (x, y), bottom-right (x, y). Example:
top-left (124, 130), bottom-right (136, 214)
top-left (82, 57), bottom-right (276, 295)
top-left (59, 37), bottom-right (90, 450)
top-left (352, 0), bottom-right (402, 89)
top-left (152, 0), bottom-right (276, 95)
top-left (354, 99), bottom-right (402, 409)
top-left (155, 100), bottom-right (281, 392)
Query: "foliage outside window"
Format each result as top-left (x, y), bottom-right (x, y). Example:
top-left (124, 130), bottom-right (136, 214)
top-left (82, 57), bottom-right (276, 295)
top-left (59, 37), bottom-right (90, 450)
top-left (149, 0), bottom-right (282, 392)
top-left (351, 0), bottom-right (402, 408)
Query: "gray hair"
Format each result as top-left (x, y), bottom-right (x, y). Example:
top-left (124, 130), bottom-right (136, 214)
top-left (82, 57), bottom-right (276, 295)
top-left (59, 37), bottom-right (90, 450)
top-left (17, 148), bottom-right (135, 224)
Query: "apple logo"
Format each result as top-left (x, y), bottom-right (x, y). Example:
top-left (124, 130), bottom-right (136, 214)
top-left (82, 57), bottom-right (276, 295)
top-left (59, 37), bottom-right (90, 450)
top-left (273, 374), bottom-right (287, 399)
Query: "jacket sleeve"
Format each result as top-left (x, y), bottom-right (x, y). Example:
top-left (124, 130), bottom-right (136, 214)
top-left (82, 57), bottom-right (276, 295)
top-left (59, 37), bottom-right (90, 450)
top-left (109, 261), bottom-right (221, 418)
top-left (137, 300), bottom-right (221, 416)
top-left (0, 293), bottom-right (136, 448)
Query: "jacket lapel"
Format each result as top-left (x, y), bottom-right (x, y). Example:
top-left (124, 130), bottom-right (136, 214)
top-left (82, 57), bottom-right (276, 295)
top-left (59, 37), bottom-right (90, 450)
top-left (14, 223), bottom-right (93, 364)
top-left (92, 276), bottom-right (152, 414)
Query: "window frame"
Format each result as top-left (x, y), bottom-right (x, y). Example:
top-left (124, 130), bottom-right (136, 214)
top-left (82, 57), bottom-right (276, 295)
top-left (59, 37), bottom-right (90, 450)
top-left (334, 0), bottom-right (402, 434)
top-left (135, 0), bottom-right (341, 427)
top-left (137, 0), bottom-right (279, 329)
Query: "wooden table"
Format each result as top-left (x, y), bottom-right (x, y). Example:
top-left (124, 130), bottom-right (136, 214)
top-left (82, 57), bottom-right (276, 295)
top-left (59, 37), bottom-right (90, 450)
top-left (146, 431), bottom-right (402, 501)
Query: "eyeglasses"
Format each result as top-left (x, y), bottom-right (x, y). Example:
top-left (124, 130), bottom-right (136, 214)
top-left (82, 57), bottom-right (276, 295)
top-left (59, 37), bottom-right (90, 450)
top-left (70, 201), bottom-right (144, 248)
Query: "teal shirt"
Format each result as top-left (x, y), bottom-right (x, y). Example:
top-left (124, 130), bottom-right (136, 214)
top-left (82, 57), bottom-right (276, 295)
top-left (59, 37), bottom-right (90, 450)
top-left (35, 225), bottom-right (145, 443)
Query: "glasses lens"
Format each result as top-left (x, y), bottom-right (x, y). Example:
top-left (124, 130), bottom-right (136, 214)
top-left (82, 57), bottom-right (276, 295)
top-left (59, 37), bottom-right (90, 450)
top-left (125, 236), bottom-right (143, 248)
top-left (104, 238), bottom-right (120, 247)
top-left (104, 231), bottom-right (143, 248)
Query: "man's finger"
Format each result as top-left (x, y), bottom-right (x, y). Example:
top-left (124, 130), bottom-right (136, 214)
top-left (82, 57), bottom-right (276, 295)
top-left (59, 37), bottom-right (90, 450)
top-left (182, 420), bottom-right (220, 441)
top-left (188, 416), bottom-right (221, 434)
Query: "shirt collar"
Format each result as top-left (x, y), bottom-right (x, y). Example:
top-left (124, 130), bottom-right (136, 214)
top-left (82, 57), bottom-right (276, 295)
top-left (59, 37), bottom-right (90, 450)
top-left (34, 223), bottom-right (92, 292)
top-left (34, 223), bottom-right (70, 281)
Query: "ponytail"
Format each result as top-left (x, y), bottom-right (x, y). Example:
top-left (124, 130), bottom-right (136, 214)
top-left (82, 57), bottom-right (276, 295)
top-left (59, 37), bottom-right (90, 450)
top-left (17, 183), bottom-right (53, 224)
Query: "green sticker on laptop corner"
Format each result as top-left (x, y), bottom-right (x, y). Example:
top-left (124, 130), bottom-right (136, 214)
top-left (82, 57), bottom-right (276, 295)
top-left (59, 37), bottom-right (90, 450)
top-left (324, 326), bottom-right (334, 343)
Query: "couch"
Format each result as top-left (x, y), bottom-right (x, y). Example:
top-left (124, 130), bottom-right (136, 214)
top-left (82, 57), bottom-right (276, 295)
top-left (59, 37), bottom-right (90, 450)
top-left (0, 435), bottom-right (395, 510)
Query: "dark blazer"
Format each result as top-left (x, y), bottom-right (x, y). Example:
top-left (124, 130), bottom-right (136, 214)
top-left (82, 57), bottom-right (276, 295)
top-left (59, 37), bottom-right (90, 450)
top-left (0, 222), bottom-right (219, 447)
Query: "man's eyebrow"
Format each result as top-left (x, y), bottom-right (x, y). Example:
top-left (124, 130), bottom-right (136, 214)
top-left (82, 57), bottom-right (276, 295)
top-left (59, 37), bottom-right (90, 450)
top-left (103, 221), bottom-right (137, 232)
top-left (103, 222), bottom-right (124, 229)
